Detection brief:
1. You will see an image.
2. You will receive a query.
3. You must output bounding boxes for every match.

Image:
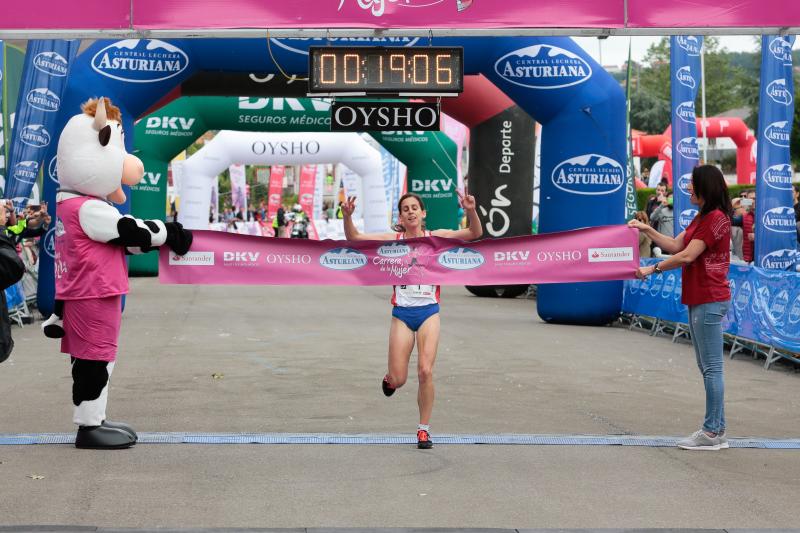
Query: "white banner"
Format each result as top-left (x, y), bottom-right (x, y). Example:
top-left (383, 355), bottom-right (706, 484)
top-left (229, 163), bottom-right (247, 215)
top-left (178, 131), bottom-right (387, 233)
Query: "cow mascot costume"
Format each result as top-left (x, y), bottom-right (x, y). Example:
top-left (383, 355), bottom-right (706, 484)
top-left (46, 97), bottom-right (192, 449)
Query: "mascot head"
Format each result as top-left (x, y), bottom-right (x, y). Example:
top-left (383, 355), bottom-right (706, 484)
top-left (56, 97), bottom-right (144, 203)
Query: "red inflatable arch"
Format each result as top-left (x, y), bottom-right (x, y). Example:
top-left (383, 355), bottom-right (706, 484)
top-left (632, 117), bottom-right (756, 185)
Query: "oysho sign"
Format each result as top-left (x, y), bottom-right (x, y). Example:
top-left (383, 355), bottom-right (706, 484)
top-left (494, 44), bottom-right (592, 90)
top-left (91, 40), bottom-right (189, 83)
top-left (331, 102), bottom-right (440, 132)
top-left (551, 154), bottom-right (624, 196)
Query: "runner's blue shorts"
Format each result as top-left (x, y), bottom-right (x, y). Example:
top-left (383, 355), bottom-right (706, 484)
top-left (392, 303), bottom-right (440, 332)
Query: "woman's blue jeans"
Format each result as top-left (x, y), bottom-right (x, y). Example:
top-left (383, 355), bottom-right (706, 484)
top-left (687, 300), bottom-right (730, 434)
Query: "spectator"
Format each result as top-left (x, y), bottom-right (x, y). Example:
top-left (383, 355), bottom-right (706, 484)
top-left (630, 165), bottom-right (732, 450)
top-left (741, 195), bottom-right (755, 263)
top-left (650, 191), bottom-right (674, 238)
top-left (730, 197), bottom-right (745, 261)
top-left (646, 183), bottom-right (668, 218)
top-left (634, 211), bottom-right (653, 258)
top-left (7, 201), bottom-right (51, 245)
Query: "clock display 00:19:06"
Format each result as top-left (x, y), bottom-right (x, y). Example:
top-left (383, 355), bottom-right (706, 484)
top-left (309, 47), bottom-right (463, 93)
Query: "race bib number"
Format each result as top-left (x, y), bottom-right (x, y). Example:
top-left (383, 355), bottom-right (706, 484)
top-left (397, 285), bottom-right (435, 298)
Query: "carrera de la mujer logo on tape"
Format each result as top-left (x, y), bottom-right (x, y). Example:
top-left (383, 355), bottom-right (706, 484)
top-left (494, 44), bottom-right (592, 90)
top-left (320, 248), bottom-right (368, 270)
top-left (92, 39), bottom-right (189, 83)
top-left (551, 154), bottom-right (624, 196)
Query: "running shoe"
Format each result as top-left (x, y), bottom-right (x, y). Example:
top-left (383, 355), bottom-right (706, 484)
top-left (417, 429), bottom-right (433, 449)
top-left (676, 429), bottom-right (722, 451)
top-left (381, 375), bottom-right (396, 397)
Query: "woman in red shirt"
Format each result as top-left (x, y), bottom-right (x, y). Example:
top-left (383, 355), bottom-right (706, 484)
top-left (629, 165), bottom-right (732, 451)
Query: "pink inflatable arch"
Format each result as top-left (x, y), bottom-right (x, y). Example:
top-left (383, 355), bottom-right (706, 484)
top-left (632, 117), bottom-right (756, 185)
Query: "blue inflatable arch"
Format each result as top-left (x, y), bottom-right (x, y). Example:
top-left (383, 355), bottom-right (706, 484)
top-left (37, 37), bottom-right (625, 325)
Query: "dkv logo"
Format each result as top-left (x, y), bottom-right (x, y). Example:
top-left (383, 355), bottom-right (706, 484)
top-left (765, 121), bottom-right (791, 147)
top-left (33, 51), bottom-right (69, 76)
top-left (766, 79), bottom-right (793, 106)
top-left (92, 39), bottom-right (189, 83)
top-left (320, 248), bottom-right (368, 270)
top-left (139, 172), bottom-right (162, 186)
top-left (377, 242), bottom-right (411, 257)
top-left (494, 44), bottom-right (592, 90)
top-left (676, 66), bottom-right (695, 89)
top-left (411, 178), bottom-right (454, 193)
top-left (438, 247), bottom-right (484, 270)
top-left (762, 164), bottom-right (793, 191)
top-left (145, 116), bottom-right (196, 130)
top-left (675, 101), bottom-right (696, 124)
top-left (551, 154), bottom-right (624, 196)
top-left (762, 207), bottom-right (797, 233)
top-left (676, 36), bottom-right (702, 56)
top-left (20, 125), bottom-right (51, 148)
top-left (26, 88), bottom-right (61, 112)
top-left (760, 249), bottom-right (797, 270)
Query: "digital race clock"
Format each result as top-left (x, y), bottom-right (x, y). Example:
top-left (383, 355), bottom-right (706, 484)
top-left (308, 46), bottom-right (463, 96)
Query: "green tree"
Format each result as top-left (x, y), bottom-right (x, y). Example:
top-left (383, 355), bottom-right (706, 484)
top-left (630, 88), bottom-right (671, 133)
top-left (634, 37), bottom-right (746, 134)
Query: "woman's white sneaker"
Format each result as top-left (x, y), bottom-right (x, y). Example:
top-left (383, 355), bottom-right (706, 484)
top-left (677, 430), bottom-right (722, 450)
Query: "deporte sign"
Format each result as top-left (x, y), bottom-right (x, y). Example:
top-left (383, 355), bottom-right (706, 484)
top-left (331, 101), bottom-right (440, 131)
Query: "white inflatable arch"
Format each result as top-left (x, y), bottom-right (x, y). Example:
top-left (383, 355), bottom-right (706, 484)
top-left (178, 130), bottom-right (388, 232)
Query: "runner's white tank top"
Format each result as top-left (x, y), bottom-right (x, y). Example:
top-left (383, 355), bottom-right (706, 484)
top-left (391, 231), bottom-right (441, 307)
